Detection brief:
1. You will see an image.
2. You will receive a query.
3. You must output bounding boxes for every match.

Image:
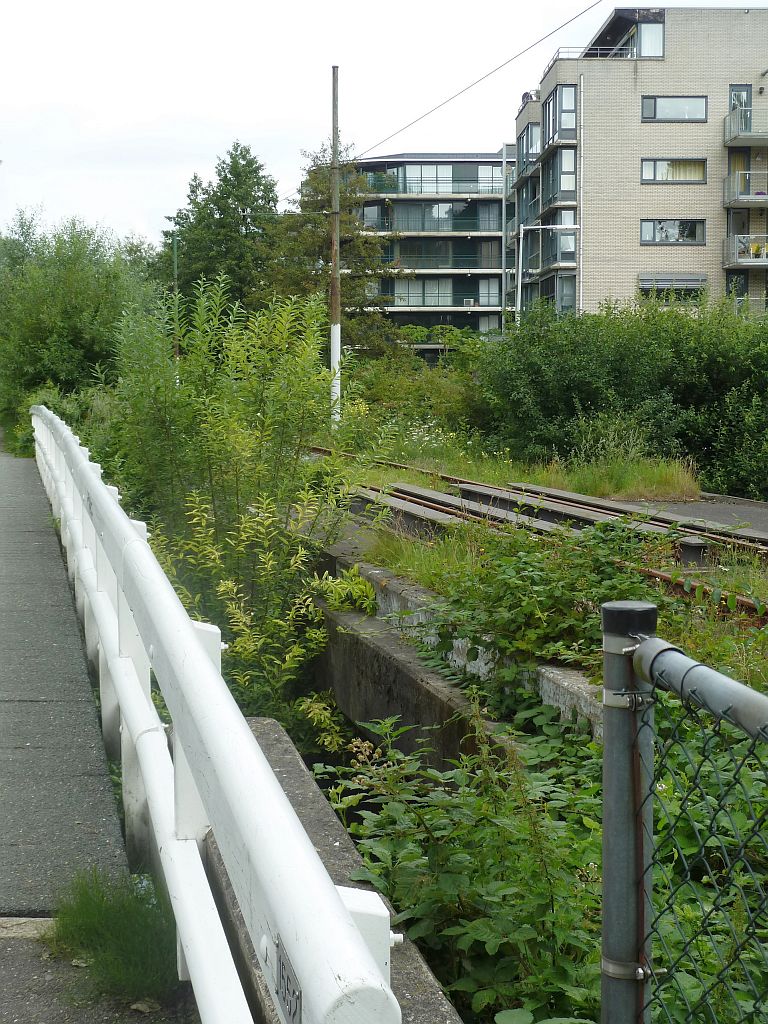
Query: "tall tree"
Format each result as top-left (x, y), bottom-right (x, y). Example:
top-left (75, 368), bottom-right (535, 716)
top-left (156, 141), bottom-right (279, 305)
top-left (268, 144), bottom-right (395, 346)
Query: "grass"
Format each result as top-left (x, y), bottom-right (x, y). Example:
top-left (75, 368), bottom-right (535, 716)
top-left (368, 526), bottom-right (482, 595)
top-left (46, 870), bottom-right (180, 1005)
top-left (359, 440), bottom-right (700, 502)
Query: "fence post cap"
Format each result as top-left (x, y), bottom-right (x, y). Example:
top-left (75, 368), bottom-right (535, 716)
top-left (601, 601), bottom-right (658, 638)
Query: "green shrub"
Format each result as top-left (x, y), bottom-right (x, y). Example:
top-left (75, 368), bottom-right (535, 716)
top-left (321, 716), bottom-right (601, 1023)
top-left (472, 298), bottom-right (768, 496)
top-left (0, 213), bottom-right (152, 438)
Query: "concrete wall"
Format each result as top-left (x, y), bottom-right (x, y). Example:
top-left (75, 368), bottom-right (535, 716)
top-left (323, 548), bottom-right (602, 744)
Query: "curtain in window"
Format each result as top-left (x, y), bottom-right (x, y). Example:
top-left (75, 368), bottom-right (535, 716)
top-left (663, 159), bottom-right (705, 181)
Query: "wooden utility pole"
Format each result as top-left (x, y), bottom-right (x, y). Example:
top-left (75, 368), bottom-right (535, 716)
top-left (330, 65), bottom-right (341, 421)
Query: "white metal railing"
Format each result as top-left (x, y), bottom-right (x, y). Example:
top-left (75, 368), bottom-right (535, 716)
top-left (31, 407), bottom-right (401, 1024)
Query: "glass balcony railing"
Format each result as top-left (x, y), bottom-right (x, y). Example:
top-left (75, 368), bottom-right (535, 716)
top-left (723, 108), bottom-right (768, 144)
top-left (723, 171), bottom-right (768, 205)
top-left (365, 175), bottom-right (503, 195)
top-left (389, 295), bottom-right (501, 307)
top-left (541, 234), bottom-right (577, 268)
top-left (723, 234), bottom-right (768, 267)
top-left (733, 296), bottom-right (768, 316)
top-left (362, 217), bottom-right (502, 233)
top-left (383, 255), bottom-right (502, 270)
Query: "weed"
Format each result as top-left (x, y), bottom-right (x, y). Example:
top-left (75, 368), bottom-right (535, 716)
top-left (46, 870), bottom-right (179, 1005)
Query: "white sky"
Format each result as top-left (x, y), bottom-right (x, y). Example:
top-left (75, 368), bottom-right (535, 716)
top-left (0, 1), bottom-right (759, 243)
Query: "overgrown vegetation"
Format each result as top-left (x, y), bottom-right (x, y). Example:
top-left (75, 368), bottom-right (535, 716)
top-left (0, 213), bottom-right (152, 447)
top-left (32, 282), bottom-right (387, 748)
top-left (469, 300), bottom-right (768, 499)
top-left (321, 714), bottom-right (602, 1024)
top-left (368, 521), bottom-right (768, 699)
top-left (46, 870), bottom-right (179, 1005)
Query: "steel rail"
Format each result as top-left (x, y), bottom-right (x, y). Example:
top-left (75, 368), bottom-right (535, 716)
top-left (312, 446), bottom-right (768, 555)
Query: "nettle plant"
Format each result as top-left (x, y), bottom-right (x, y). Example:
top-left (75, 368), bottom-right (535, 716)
top-left (320, 712), bottom-right (601, 1024)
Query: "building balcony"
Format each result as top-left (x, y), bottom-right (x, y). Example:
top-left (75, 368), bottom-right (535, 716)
top-left (733, 296), bottom-right (768, 316)
top-left (723, 234), bottom-right (768, 268)
top-left (365, 174), bottom-right (503, 196)
top-left (541, 45), bottom-right (636, 80)
top-left (514, 158), bottom-right (540, 186)
top-left (723, 171), bottom-right (768, 207)
top-left (362, 218), bottom-right (502, 235)
top-left (387, 301), bottom-right (502, 312)
top-left (723, 108), bottom-right (768, 146)
top-left (384, 256), bottom-right (502, 271)
top-left (541, 245), bottom-right (577, 270)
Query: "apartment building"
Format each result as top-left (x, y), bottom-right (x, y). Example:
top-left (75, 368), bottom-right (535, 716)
top-left (514, 6), bottom-right (768, 313)
top-left (356, 151), bottom-right (516, 333)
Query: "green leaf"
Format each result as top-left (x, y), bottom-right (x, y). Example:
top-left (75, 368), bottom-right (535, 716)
top-left (494, 1011), bottom-right (533, 1024)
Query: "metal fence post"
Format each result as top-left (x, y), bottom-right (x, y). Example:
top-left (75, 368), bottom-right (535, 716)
top-left (601, 600), bottom-right (657, 1024)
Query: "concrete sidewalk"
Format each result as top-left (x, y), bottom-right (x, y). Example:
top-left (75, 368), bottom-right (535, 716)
top-left (0, 437), bottom-right (197, 1023)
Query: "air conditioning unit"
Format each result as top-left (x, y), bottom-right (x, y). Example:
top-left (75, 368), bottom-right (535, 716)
top-left (463, 298), bottom-right (476, 307)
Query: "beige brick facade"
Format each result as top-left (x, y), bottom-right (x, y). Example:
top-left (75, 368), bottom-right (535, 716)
top-left (515, 7), bottom-right (768, 312)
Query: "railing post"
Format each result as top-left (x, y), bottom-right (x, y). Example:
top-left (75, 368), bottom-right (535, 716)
top-left (601, 601), bottom-right (657, 1024)
top-left (119, 586), bottom-right (152, 870)
top-left (174, 619), bottom-right (220, 980)
top-left (96, 534), bottom-right (121, 761)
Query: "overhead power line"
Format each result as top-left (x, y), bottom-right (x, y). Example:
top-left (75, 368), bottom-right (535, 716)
top-left (278, 0), bottom-right (603, 205)
top-left (353, 0), bottom-right (603, 161)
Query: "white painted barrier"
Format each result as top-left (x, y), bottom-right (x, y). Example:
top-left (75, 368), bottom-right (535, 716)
top-left (32, 406), bottom-right (401, 1024)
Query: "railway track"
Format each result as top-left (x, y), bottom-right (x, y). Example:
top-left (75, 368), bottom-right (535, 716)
top-left (312, 447), bottom-right (768, 622)
top-left (312, 446), bottom-right (768, 555)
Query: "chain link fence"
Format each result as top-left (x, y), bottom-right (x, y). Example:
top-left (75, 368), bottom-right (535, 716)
top-left (601, 602), bottom-right (768, 1024)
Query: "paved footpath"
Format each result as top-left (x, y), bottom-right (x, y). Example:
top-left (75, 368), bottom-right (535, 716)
top-left (0, 436), bottom-right (197, 1023)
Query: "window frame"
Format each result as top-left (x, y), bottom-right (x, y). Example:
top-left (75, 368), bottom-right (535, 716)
top-left (640, 157), bottom-right (707, 184)
top-left (641, 96), bottom-right (708, 123)
top-left (639, 219), bottom-right (706, 246)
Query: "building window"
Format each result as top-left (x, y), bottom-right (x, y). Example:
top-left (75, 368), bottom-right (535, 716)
top-left (478, 278), bottom-right (500, 306)
top-left (478, 315), bottom-right (500, 333)
top-left (394, 278), bottom-right (453, 306)
top-left (542, 85), bottom-right (577, 148)
top-left (558, 275), bottom-right (577, 312)
top-left (725, 271), bottom-right (748, 298)
top-left (641, 159), bottom-right (706, 183)
top-left (638, 22), bottom-right (664, 57)
top-left (541, 210), bottom-right (577, 267)
top-left (641, 96), bottom-right (707, 122)
top-left (517, 123), bottom-right (541, 175)
top-left (640, 220), bottom-right (705, 245)
top-left (638, 275), bottom-right (706, 301)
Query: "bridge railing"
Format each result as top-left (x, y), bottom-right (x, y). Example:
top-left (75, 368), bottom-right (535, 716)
top-left (601, 601), bottom-right (768, 1024)
top-left (32, 406), bottom-right (401, 1024)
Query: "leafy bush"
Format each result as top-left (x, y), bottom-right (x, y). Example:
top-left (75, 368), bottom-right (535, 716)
top-left (70, 282), bottom-right (386, 744)
top-left (321, 715), bottom-right (601, 1023)
top-left (471, 299), bottom-right (768, 496)
top-left (0, 213), bottom-right (152, 443)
